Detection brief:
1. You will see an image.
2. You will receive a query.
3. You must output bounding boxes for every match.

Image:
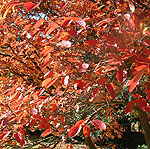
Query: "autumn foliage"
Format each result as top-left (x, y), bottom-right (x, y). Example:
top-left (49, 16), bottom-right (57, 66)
top-left (0, 0), bottom-right (150, 148)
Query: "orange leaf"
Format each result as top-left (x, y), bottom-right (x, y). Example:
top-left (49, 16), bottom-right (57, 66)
top-left (33, 18), bottom-right (44, 30)
top-left (127, 66), bottom-right (147, 93)
top-left (83, 125), bottom-right (90, 138)
top-left (75, 120), bottom-right (84, 127)
top-left (42, 73), bottom-right (60, 88)
top-left (44, 22), bottom-right (58, 35)
top-left (42, 78), bottom-right (57, 89)
top-left (51, 104), bottom-right (57, 112)
top-left (68, 125), bottom-right (82, 137)
top-left (8, 1), bottom-right (24, 6)
top-left (25, 1), bottom-right (41, 10)
top-left (41, 128), bottom-right (52, 137)
top-left (40, 46), bottom-right (54, 57)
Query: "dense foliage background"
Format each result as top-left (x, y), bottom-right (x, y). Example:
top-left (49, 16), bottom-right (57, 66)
top-left (0, 0), bottom-right (150, 148)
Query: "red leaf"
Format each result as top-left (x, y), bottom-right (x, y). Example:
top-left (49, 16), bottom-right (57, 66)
top-left (68, 125), bottom-right (82, 137)
top-left (85, 40), bottom-right (98, 47)
top-left (91, 88), bottom-right (99, 97)
top-left (52, 119), bottom-right (58, 126)
top-left (41, 128), bottom-right (52, 137)
top-left (61, 115), bottom-right (66, 125)
top-left (116, 70), bottom-right (124, 83)
top-left (61, 75), bottom-right (69, 86)
top-left (14, 132), bottom-right (21, 143)
top-left (59, 2), bottom-right (65, 8)
top-left (68, 29), bottom-right (77, 36)
top-left (18, 128), bottom-right (25, 138)
top-left (0, 131), bottom-right (11, 140)
top-left (74, 120), bottom-right (84, 127)
top-left (44, 123), bottom-right (51, 130)
top-left (126, 65), bottom-right (147, 93)
top-left (97, 18), bottom-right (114, 27)
top-left (74, 80), bottom-right (85, 90)
top-left (33, 18), bottom-right (44, 30)
top-left (25, 1), bottom-right (41, 10)
top-left (44, 22), bottom-right (58, 35)
top-left (51, 104), bottom-right (57, 112)
top-left (145, 106), bottom-right (150, 112)
top-left (25, 2), bottom-right (36, 10)
top-left (37, 121), bottom-right (43, 129)
top-left (62, 20), bottom-right (70, 27)
top-left (136, 98), bottom-right (147, 111)
top-left (75, 119), bottom-right (89, 127)
top-left (125, 100), bottom-right (136, 114)
top-left (8, 1), bottom-right (24, 6)
top-left (92, 119), bottom-right (106, 130)
top-left (98, 77), bottom-right (106, 85)
top-left (95, 68), bottom-right (101, 75)
top-left (105, 83), bottom-right (116, 98)
top-left (29, 119), bottom-right (36, 127)
top-left (42, 78), bottom-right (57, 89)
top-left (83, 125), bottom-right (90, 138)
top-left (20, 138), bottom-right (26, 147)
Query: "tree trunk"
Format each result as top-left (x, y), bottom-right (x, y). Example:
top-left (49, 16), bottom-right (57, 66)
top-left (136, 107), bottom-right (150, 149)
top-left (84, 137), bottom-right (96, 149)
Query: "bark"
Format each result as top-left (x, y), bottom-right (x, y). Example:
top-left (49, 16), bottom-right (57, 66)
top-left (136, 107), bottom-right (150, 149)
top-left (85, 137), bottom-right (96, 149)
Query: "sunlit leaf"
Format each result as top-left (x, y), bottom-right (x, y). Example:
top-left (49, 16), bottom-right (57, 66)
top-left (76, 19), bottom-right (86, 27)
top-left (33, 18), bottom-right (44, 30)
top-left (128, 1), bottom-right (135, 13)
top-left (57, 40), bottom-right (72, 48)
top-left (41, 128), bottom-right (52, 137)
top-left (61, 75), bottom-right (69, 86)
top-left (126, 66), bottom-right (147, 93)
top-left (68, 125), bottom-right (82, 138)
top-left (92, 119), bottom-right (106, 130)
top-left (25, 1), bottom-right (41, 10)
